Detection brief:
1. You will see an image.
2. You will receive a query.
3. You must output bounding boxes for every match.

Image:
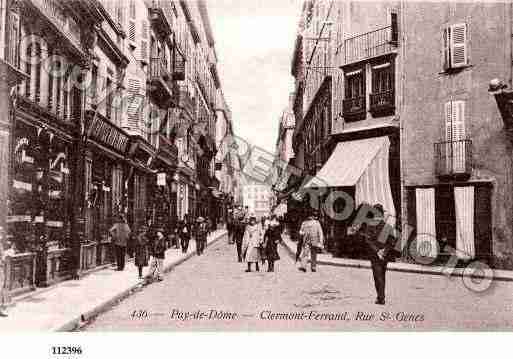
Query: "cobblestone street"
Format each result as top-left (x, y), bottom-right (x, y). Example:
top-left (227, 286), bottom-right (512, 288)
top-left (85, 235), bottom-right (513, 331)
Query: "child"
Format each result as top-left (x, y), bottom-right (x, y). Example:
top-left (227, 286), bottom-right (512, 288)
top-left (134, 226), bottom-right (149, 279)
top-left (150, 230), bottom-right (166, 281)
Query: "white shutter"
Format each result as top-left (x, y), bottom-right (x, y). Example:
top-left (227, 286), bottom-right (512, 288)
top-left (126, 78), bottom-right (144, 129)
top-left (450, 23), bottom-right (468, 68)
top-left (444, 101), bottom-right (453, 141)
top-left (128, 20), bottom-right (136, 43)
top-left (415, 188), bottom-right (437, 258)
top-left (452, 100), bottom-right (466, 172)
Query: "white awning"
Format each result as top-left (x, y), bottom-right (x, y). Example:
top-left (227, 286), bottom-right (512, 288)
top-left (303, 136), bottom-right (396, 221)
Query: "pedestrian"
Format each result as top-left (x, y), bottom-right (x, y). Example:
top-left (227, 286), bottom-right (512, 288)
top-left (298, 210), bottom-right (324, 273)
top-left (263, 215), bottom-right (282, 272)
top-left (227, 209), bottom-right (234, 244)
top-left (109, 214), bottom-right (131, 271)
top-left (149, 230), bottom-right (166, 281)
top-left (177, 216), bottom-right (191, 253)
top-left (242, 216), bottom-right (263, 272)
top-left (0, 227), bottom-right (12, 317)
top-left (134, 225), bottom-right (150, 279)
top-left (195, 217), bottom-right (208, 255)
top-left (357, 203), bottom-right (397, 305)
top-left (233, 210), bottom-right (246, 262)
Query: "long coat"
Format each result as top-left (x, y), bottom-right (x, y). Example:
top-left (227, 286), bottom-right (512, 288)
top-left (110, 222), bottom-right (131, 247)
top-left (264, 221), bottom-right (282, 261)
top-left (134, 233), bottom-right (150, 267)
top-left (242, 224), bottom-right (263, 263)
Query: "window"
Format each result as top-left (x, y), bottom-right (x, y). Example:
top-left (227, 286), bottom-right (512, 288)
top-left (106, 78), bottom-right (113, 120)
top-left (91, 64), bottom-right (98, 100)
top-left (443, 100), bottom-right (467, 173)
top-left (345, 70), bottom-right (364, 99)
top-left (372, 63), bottom-right (393, 94)
top-left (444, 100), bottom-right (465, 142)
top-left (7, 11), bottom-right (20, 67)
top-left (443, 23), bottom-right (469, 70)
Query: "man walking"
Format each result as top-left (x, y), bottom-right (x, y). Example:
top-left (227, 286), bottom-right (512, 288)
top-left (109, 214), bottom-right (131, 271)
top-left (298, 210), bottom-right (324, 273)
top-left (233, 211), bottom-right (246, 262)
top-left (195, 217), bottom-right (208, 255)
top-left (357, 203), bottom-right (397, 305)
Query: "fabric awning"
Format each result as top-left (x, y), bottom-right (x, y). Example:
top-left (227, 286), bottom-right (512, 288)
top-left (303, 136), bottom-right (396, 221)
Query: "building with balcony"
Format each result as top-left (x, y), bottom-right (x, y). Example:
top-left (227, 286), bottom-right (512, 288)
top-left (0, 0), bottom-right (237, 297)
top-left (280, 1), bottom-right (513, 269)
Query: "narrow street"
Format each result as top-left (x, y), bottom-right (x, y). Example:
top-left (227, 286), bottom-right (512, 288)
top-left (85, 235), bottom-right (513, 331)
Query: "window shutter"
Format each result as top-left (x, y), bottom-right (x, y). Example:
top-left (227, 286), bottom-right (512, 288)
top-left (443, 27), bottom-right (450, 71)
top-left (129, 0), bottom-right (136, 20)
top-left (140, 40), bottom-right (148, 63)
top-left (444, 101), bottom-right (453, 141)
top-left (450, 23), bottom-right (468, 68)
top-left (452, 100), bottom-right (465, 140)
top-left (128, 20), bottom-right (136, 43)
top-left (126, 78), bottom-right (144, 129)
top-left (8, 11), bottom-right (20, 67)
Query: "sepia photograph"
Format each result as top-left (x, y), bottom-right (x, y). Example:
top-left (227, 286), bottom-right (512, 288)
top-left (0, 0), bottom-right (512, 345)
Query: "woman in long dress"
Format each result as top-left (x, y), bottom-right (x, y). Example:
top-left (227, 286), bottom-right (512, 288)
top-left (242, 217), bottom-right (263, 272)
top-left (264, 215), bottom-right (282, 272)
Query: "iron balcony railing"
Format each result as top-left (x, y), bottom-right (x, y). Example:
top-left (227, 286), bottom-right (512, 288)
top-left (342, 96), bottom-right (366, 119)
top-left (31, 0), bottom-right (81, 51)
top-left (343, 25), bottom-right (397, 64)
top-left (369, 89), bottom-right (395, 115)
top-left (434, 139), bottom-right (472, 178)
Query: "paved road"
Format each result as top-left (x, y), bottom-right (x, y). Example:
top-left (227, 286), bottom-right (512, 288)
top-left (85, 235), bottom-right (513, 331)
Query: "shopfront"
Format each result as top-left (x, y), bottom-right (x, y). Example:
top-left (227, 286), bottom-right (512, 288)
top-left (7, 118), bottom-right (74, 291)
top-left (82, 111), bottom-right (129, 269)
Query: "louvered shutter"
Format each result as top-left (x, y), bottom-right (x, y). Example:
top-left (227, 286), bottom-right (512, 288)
top-left (444, 101), bottom-right (453, 174)
top-left (452, 100), bottom-right (466, 172)
top-left (139, 20), bottom-right (149, 63)
top-left (126, 78), bottom-right (144, 130)
top-left (128, 20), bottom-right (136, 43)
top-left (450, 23), bottom-right (468, 68)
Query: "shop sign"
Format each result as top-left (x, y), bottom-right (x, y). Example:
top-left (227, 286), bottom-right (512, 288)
top-left (89, 116), bottom-right (129, 154)
top-left (157, 172), bottom-right (167, 186)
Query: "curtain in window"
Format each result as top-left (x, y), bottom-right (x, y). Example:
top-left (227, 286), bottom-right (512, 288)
top-left (454, 186), bottom-right (475, 260)
top-left (415, 188), bottom-right (437, 258)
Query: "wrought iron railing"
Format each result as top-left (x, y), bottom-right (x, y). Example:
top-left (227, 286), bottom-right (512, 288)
top-left (434, 139), bottom-right (472, 177)
top-left (342, 96), bottom-right (366, 118)
top-left (343, 25), bottom-right (396, 64)
top-left (31, 0), bottom-right (81, 50)
top-left (370, 90), bottom-right (395, 113)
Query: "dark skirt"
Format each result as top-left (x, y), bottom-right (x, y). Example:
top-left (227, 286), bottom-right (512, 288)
top-left (265, 241), bottom-right (280, 261)
top-left (135, 245), bottom-right (149, 267)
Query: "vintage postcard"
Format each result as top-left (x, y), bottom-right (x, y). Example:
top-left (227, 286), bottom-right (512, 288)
top-left (0, 0), bottom-right (512, 340)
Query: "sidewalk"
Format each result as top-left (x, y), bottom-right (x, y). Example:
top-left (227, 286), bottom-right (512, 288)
top-left (281, 234), bottom-right (513, 282)
top-left (0, 230), bottom-right (227, 332)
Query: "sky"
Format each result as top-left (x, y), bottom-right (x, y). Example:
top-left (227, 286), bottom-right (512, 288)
top-left (208, 0), bottom-right (301, 154)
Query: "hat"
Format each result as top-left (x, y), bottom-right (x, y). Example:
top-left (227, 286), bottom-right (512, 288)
top-left (373, 204), bottom-right (384, 216)
top-left (197, 216), bottom-right (205, 222)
